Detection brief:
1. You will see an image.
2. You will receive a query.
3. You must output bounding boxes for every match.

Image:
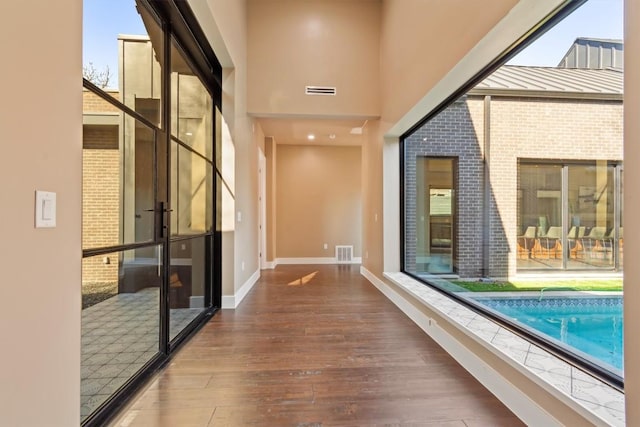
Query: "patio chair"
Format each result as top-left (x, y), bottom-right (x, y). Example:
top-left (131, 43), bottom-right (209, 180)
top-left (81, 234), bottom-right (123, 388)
top-left (598, 227), bottom-right (624, 260)
top-left (517, 226), bottom-right (537, 259)
top-left (580, 226), bottom-right (608, 259)
top-left (566, 226), bottom-right (586, 259)
top-left (535, 226), bottom-right (562, 259)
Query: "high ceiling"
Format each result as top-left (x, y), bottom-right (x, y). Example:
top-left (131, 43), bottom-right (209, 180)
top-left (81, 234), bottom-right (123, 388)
top-left (257, 117), bottom-right (369, 146)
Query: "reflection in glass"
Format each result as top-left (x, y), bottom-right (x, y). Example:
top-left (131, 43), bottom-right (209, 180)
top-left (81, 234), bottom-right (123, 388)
top-left (216, 107), bottom-right (235, 193)
top-left (82, 111), bottom-right (156, 250)
top-left (171, 39), bottom-right (213, 161)
top-left (81, 247), bottom-right (161, 421)
top-left (407, 157), bottom-right (455, 275)
top-left (517, 164), bottom-right (562, 269)
top-left (84, 0), bottom-right (163, 125)
top-left (568, 163), bottom-right (615, 269)
top-left (619, 170), bottom-right (624, 269)
top-left (169, 237), bottom-right (209, 340)
top-left (171, 142), bottom-right (214, 236)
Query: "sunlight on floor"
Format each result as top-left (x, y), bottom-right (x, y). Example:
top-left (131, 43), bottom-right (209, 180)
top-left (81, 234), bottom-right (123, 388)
top-left (288, 271), bottom-right (318, 286)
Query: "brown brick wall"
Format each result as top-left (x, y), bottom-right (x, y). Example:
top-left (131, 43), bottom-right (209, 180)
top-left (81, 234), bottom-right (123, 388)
top-left (489, 97), bottom-right (623, 278)
top-left (82, 125), bottom-right (120, 283)
top-left (404, 97), bottom-right (485, 278)
top-left (82, 89), bottom-right (120, 113)
top-left (404, 95), bottom-right (622, 279)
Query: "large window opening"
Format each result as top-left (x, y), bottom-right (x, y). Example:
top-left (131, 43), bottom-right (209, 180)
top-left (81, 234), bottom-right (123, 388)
top-left (82, 0), bottom-right (223, 425)
top-left (402, 0), bottom-right (623, 388)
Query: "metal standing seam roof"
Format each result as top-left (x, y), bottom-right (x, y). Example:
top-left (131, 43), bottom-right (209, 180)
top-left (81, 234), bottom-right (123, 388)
top-left (470, 65), bottom-right (623, 98)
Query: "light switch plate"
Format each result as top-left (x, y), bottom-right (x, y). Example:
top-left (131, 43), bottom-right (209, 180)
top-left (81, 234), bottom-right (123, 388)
top-left (35, 190), bottom-right (56, 228)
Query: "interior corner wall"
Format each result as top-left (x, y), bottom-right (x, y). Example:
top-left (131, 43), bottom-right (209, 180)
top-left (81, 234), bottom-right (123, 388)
top-left (233, 117), bottom-right (264, 285)
top-left (265, 136), bottom-right (277, 262)
top-left (276, 145), bottom-right (362, 259)
top-left (0, 0), bottom-right (82, 425)
top-left (361, 120), bottom-right (389, 276)
top-left (194, 0), bottom-right (264, 296)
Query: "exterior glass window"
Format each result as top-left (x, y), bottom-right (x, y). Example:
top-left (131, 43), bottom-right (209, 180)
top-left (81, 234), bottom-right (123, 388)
top-left (401, 0), bottom-right (623, 388)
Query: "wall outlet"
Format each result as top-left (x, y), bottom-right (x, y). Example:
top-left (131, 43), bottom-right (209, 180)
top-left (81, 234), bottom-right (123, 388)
top-left (323, 243), bottom-right (328, 250)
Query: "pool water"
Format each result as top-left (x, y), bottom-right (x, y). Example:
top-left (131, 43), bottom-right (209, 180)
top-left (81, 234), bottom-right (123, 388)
top-left (474, 296), bottom-right (623, 372)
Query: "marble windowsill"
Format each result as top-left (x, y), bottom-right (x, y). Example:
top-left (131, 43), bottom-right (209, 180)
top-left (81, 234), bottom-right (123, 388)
top-left (384, 272), bottom-right (625, 427)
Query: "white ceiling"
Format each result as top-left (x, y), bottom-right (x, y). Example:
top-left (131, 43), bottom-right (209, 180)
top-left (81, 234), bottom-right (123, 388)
top-left (257, 117), bottom-right (369, 146)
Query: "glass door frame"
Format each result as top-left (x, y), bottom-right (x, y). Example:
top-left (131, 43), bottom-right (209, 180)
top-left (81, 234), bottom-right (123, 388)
top-left (81, 1), bottom-right (222, 425)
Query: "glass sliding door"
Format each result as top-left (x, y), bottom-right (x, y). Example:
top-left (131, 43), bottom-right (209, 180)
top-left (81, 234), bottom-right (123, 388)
top-left (517, 161), bottom-right (622, 272)
top-left (567, 162), bottom-right (615, 269)
top-left (168, 37), bottom-right (216, 343)
top-left (517, 164), bottom-right (562, 269)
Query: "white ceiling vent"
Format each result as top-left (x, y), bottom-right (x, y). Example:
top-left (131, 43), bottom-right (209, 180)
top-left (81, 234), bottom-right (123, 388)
top-left (305, 86), bottom-right (336, 96)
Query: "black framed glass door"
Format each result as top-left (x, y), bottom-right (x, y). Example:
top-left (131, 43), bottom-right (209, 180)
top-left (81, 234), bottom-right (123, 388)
top-left (81, 0), bottom-right (222, 425)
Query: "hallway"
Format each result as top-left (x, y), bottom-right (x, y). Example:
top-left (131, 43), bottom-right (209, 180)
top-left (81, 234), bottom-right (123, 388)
top-left (110, 265), bottom-right (523, 426)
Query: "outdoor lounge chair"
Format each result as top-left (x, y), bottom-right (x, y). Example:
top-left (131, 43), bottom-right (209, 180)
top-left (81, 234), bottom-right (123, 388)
top-left (536, 226), bottom-right (562, 258)
top-left (580, 226), bottom-right (608, 259)
top-left (566, 226), bottom-right (586, 259)
top-left (517, 226), bottom-right (537, 259)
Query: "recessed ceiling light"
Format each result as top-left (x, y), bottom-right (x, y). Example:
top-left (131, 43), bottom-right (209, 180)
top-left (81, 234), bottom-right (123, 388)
top-left (185, 132), bottom-right (193, 136)
top-left (329, 134), bottom-right (336, 140)
top-left (307, 134), bottom-right (315, 140)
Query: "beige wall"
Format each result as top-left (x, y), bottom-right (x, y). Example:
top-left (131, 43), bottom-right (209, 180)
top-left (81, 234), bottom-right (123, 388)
top-left (0, 0), bottom-right (82, 425)
top-left (265, 136), bottom-right (277, 262)
top-left (276, 145), bottom-right (362, 258)
top-left (247, 0), bottom-right (381, 117)
top-left (361, 119), bottom-right (388, 275)
top-left (625, 0), bottom-right (640, 423)
top-left (379, 0), bottom-right (517, 124)
top-left (192, 0), bottom-right (265, 297)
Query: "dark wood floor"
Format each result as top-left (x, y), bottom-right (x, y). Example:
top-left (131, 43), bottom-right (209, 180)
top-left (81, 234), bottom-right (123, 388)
top-left (110, 265), bottom-right (524, 426)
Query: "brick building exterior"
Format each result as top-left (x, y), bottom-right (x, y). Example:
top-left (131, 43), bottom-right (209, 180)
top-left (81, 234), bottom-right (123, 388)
top-left (404, 65), bottom-right (623, 279)
top-left (82, 90), bottom-right (121, 283)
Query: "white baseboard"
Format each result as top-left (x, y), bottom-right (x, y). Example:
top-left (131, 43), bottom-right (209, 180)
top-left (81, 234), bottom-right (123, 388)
top-left (276, 257), bottom-right (362, 265)
top-left (221, 268), bottom-right (260, 309)
top-left (221, 295), bottom-right (235, 309)
top-left (359, 266), bottom-right (561, 427)
top-left (262, 260), bottom-right (277, 269)
top-left (189, 295), bottom-right (204, 309)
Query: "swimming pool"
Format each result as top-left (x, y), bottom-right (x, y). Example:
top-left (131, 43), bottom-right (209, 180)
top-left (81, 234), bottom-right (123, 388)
top-left (472, 296), bottom-right (623, 374)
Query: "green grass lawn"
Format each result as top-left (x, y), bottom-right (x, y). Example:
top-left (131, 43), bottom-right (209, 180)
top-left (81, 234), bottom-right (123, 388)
top-left (453, 279), bottom-right (623, 292)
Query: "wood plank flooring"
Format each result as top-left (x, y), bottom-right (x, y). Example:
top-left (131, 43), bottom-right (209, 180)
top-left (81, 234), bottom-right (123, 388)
top-left (109, 265), bottom-right (524, 426)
